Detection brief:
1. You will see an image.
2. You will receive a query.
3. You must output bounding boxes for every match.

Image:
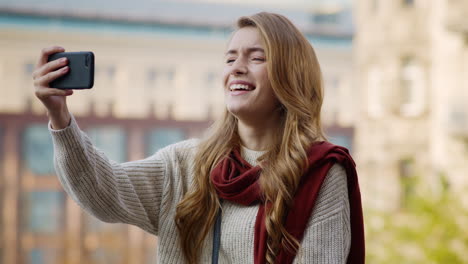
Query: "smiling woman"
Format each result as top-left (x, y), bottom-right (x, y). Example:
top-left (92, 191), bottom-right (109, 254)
top-left (175, 13), bottom-right (364, 264)
top-left (33, 12), bottom-right (364, 264)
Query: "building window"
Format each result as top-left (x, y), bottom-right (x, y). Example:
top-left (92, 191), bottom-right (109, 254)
top-left (148, 68), bottom-right (176, 95)
top-left (86, 248), bottom-right (123, 264)
top-left (24, 62), bottom-right (35, 75)
top-left (206, 72), bottom-right (216, 83)
top-left (29, 248), bottom-right (62, 264)
top-left (95, 65), bottom-right (116, 83)
top-left (403, 0), bottom-right (414, 6)
top-left (205, 71), bottom-right (221, 95)
top-left (22, 191), bottom-right (64, 233)
top-left (86, 126), bottom-right (127, 163)
top-left (147, 68), bottom-right (158, 84)
top-left (311, 12), bottom-right (339, 25)
top-left (449, 104), bottom-right (468, 134)
top-left (367, 67), bottom-right (385, 118)
top-left (22, 124), bottom-right (55, 175)
top-left (106, 66), bottom-right (116, 79)
top-left (400, 57), bottom-right (426, 117)
top-left (372, 0), bottom-right (379, 12)
top-left (330, 134), bottom-right (353, 152)
top-left (206, 72), bottom-right (217, 89)
top-left (82, 213), bottom-right (126, 264)
top-left (146, 68), bottom-right (161, 95)
top-left (166, 70), bottom-right (175, 82)
top-left (146, 128), bottom-right (186, 156)
top-left (326, 127), bottom-right (354, 153)
top-left (399, 158), bottom-right (416, 207)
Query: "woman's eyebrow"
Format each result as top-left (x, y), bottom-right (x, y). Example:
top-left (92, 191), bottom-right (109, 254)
top-left (225, 47), bottom-right (265, 56)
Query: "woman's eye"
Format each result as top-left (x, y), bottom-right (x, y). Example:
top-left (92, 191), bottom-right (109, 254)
top-left (226, 59), bottom-right (235, 63)
top-left (253, 58), bottom-right (265, 61)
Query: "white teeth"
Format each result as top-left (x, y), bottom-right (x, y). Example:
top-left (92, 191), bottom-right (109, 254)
top-left (229, 84), bottom-right (253, 91)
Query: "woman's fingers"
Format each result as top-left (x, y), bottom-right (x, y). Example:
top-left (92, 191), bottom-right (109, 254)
top-left (36, 46), bottom-right (65, 68)
top-left (32, 46), bottom-right (67, 89)
top-left (33, 46), bottom-right (73, 116)
top-left (35, 87), bottom-right (73, 100)
top-left (33, 57), bottom-right (68, 81)
top-left (34, 66), bottom-right (69, 88)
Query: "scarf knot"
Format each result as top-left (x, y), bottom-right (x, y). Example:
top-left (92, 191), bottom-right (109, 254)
top-left (211, 149), bottom-right (262, 206)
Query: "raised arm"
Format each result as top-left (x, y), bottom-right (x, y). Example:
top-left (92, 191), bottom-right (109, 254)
top-left (49, 116), bottom-right (166, 234)
top-left (33, 46), bottom-right (166, 234)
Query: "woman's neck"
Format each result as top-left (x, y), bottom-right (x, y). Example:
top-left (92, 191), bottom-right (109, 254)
top-left (237, 114), bottom-right (282, 151)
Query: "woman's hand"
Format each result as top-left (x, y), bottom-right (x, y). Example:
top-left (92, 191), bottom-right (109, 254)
top-left (33, 46), bottom-right (73, 129)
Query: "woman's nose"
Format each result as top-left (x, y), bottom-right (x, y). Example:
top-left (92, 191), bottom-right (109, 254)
top-left (231, 59), bottom-right (247, 75)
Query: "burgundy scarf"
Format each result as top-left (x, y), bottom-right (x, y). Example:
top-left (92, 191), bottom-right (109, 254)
top-left (211, 141), bottom-right (365, 264)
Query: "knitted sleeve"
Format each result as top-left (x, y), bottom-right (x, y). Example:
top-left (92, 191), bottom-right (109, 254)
top-left (49, 115), bottom-right (166, 235)
top-left (295, 163), bottom-right (351, 264)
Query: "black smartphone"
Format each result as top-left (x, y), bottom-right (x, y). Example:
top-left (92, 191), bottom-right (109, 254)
top-left (47, 51), bottom-right (94, 89)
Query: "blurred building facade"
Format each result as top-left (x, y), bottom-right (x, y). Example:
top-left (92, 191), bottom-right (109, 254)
top-left (354, 0), bottom-right (468, 211)
top-left (0, 2), bottom-right (355, 264)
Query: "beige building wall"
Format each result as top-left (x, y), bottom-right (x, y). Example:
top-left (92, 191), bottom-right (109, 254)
top-left (0, 28), bottom-right (227, 121)
top-left (0, 14), bottom-right (355, 264)
top-left (354, 0), bottom-right (468, 211)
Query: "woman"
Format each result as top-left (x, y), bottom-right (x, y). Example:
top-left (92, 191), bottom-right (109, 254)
top-left (33, 12), bottom-right (364, 264)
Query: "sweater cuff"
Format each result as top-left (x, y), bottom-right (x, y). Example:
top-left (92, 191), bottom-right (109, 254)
top-left (49, 114), bottom-right (84, 153)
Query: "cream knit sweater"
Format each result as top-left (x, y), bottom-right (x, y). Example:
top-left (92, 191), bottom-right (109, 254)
top-left (50, 116), bottom-right (351, 264)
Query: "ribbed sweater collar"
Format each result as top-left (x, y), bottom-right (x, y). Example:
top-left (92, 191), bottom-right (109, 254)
top-left (240, 146), bottom-right (266, 167)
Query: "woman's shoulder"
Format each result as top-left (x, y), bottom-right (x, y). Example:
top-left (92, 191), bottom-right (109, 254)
top-left (328, 163), bottom-right (346, 178)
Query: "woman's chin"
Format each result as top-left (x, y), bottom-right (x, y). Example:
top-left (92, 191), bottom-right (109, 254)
top-left (226, 104), bottom-right (252, 118)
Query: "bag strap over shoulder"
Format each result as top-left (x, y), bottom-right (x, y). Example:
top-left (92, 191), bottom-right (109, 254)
top-left (212, 203), bottom-right (222, 264)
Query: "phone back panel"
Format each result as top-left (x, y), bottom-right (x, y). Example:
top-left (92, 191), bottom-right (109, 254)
top-left (48, 52), bottom-right (94, 89)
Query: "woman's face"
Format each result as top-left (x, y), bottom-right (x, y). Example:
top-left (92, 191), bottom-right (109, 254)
top-left (223, 27), bottom-right (280, 122)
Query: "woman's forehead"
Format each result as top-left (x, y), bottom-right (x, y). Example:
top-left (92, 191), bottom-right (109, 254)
top-left (226, 27), bottom-right (264, 52)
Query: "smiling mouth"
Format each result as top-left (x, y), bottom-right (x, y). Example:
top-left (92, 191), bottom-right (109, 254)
top-left (229, 84), bottom-right (255, 91)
